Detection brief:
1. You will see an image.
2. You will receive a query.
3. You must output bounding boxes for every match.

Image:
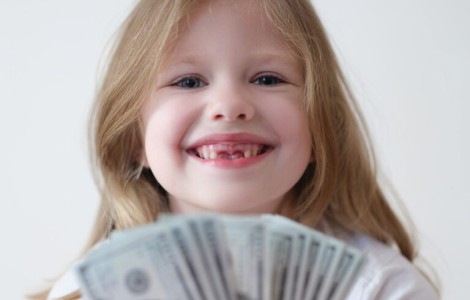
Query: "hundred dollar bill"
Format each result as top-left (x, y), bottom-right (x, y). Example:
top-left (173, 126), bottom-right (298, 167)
top-left (263, 220), bottom-right (295, 300)
top-left (78, 222), bottom-right (220, 300)
top-left (295, 234), bottom-right (324, 300)
top-left (75, 228), bottom-right (177, 299)
top-left (261, 215), bottom-right (329, 300)
top-left (157, 214), bottom-right (238, 300)
top-left (328, 246), bottom-right (364, 300)
top-left (261, 215), bottom-right (364, 300)
top-left (222, 215), bottom-right (266, 300)
top-left (304, 237), bottom-right (345, 300)
top-left (167, 219), bottom-right (218, 300)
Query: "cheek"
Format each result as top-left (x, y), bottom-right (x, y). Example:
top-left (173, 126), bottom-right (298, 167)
top-left (265, 98), bottom-right (311, 144)
top-left (142, 97), bottom-right (199, 161)
top-left (144, 112), bottom-right (178, 154)
top-left (270, 104), bottom-right (312, 169)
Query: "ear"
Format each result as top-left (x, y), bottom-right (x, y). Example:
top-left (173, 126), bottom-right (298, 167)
top-left (142, 155), bottom-right (149, 168)
top-left (309, 148), bottom-right (315, 163)
top-left (138, 149), bottom-right (149, 168)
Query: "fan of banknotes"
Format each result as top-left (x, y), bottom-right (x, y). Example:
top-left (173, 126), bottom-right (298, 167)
top-left (74, 214), bottom-right (365, 300)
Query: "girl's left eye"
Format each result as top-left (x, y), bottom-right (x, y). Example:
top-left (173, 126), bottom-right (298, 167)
top-left (253, 75), bottom-right (285, 86)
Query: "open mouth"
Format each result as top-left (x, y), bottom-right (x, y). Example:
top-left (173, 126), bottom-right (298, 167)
top-left (189, 143), bottom-right (272, 160)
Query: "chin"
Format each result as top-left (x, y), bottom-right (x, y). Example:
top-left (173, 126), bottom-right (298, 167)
top-left (169, 193), bottom-right (283, 215)
top-left (198, 197), bottom-right (280, 215)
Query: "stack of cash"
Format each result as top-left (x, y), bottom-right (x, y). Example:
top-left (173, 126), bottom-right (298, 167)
top-left (75, 214), bottom-right (365, 300)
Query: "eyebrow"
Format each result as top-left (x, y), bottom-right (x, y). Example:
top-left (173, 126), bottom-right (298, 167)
top-left (163, 51), bottom-right (298, 72)
top-left (249, 52), bottom-right (298, 65)
top-left (158, 56), bottom-right (200, 75)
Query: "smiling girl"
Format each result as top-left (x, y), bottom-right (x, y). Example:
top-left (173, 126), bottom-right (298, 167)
top-left (142, 1), bottom-right (311, 215)
top-left (34, 0), bottom-right (438, 299)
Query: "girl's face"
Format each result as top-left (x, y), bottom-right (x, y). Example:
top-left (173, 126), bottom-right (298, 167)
top-left (142, 0), bottom-right (312, 214)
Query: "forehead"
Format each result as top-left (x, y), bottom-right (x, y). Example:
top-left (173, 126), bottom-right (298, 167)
top-left (159, 0), bottom-right (296, 68)
top-left (183, 0), bottom-right (272, 38)
top-left (192, 0), bottom-right (266, 23)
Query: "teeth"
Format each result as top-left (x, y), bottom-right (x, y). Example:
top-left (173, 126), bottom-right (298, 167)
top-left (194, 144), bottom-right (265, 160)
top-left (209, 151), bottom-right (217, 159)
top-left (244, 150), bottom-right (252, 158)
top-left (202, 147), bottom-right (210, 159)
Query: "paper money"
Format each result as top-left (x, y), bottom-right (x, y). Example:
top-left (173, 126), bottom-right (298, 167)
top-left (222, 216), bottom-right (266, 300)
top-left (75, 214), bottom-right (365, 300)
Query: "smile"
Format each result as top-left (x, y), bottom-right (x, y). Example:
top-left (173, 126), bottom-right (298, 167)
top-left (189, 143), bottom-right (271, 160)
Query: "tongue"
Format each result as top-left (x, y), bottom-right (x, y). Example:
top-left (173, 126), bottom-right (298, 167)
top-left (217, 151), bottom-right (245, 160)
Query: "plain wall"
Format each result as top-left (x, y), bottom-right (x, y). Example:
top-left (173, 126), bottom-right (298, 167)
top-left (1, 0), bottom-right (468, 299)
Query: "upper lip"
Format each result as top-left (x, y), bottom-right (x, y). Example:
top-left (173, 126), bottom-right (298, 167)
top-left (185, 132), bottom-right (275, 150)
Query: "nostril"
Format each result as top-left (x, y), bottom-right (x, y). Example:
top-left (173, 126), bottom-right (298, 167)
top-left (212, 113), bottom-right (248, 121)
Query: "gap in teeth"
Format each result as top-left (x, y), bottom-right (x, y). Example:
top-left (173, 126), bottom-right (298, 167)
top-left (195, 144), bottom-right (266, 160)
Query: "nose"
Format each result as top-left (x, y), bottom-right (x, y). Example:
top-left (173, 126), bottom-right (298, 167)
top-left (207, 83), bottom-right (256, 122)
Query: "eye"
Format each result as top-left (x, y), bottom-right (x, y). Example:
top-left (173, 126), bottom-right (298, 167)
top-left (172, 76), bottom-right (205, 89)
top-left (253, 75), bottom-right (285, 86)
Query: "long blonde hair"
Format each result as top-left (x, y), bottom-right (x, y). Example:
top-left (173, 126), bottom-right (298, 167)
top-left (31, 0), bottom-right (432, 298)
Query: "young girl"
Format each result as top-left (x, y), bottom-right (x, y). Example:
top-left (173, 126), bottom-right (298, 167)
top-left (35, 0), bottom-right (438, 299)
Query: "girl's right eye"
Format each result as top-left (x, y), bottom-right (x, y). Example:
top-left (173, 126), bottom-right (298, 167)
top-left (172, 76), bottom-right (205, 89)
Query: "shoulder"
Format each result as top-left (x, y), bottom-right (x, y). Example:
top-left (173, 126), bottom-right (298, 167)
top-left (47, 263), bottom-right (80, 299)
top-left (343, 233), bottom-right (439, 300)
top-left (48, 240), bottom-right (110, 299)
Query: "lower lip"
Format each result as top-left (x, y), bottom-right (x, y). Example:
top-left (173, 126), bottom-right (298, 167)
top-left (188, 149), bottom-right (272, 168)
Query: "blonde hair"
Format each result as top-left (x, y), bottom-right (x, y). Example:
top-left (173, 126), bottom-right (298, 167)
top-left (30, 0), bottom-right (434, 299)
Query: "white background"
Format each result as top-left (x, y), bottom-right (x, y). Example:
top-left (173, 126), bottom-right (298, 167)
top-left (1, 1), bottom-right (468, 299)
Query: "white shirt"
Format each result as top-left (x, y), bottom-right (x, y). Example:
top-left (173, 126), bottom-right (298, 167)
top-left (343, 233), bottom-right (438, 299)
top-left (48, 233), bottom-right (438, 299)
